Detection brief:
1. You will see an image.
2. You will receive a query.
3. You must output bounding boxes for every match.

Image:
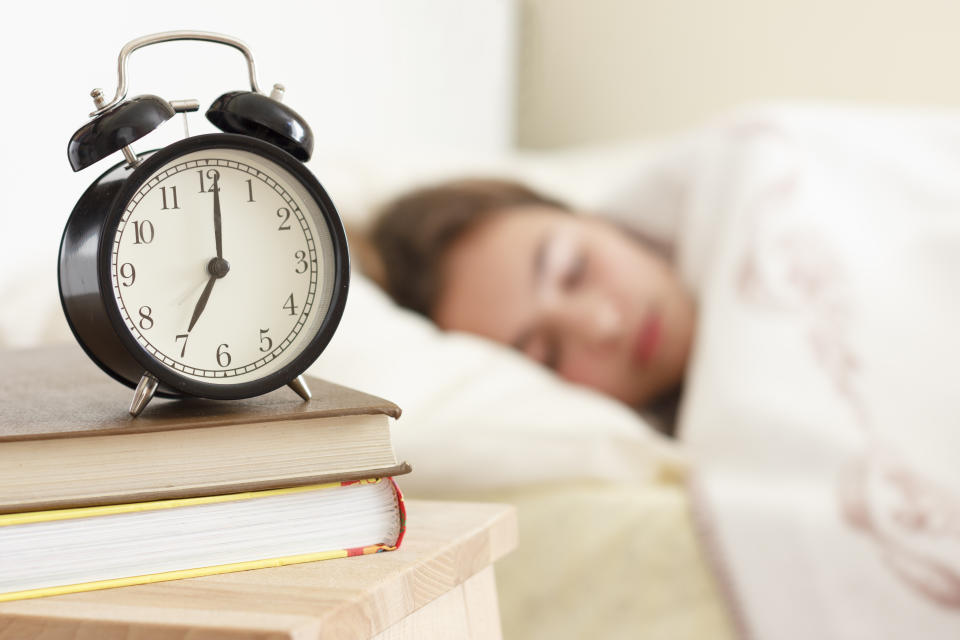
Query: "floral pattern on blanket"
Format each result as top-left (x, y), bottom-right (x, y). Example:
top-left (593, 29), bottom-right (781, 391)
top-left (733, 124), bottom-right (960, 610)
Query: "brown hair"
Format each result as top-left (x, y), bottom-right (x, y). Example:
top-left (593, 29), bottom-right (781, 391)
top-left (367, 178), bottom-right (568, 317)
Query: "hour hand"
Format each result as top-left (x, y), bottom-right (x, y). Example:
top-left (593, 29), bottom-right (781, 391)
top-left (188, 257), bottom-right (231, 332)
top-left (188, 275), bottom-right (217, 333)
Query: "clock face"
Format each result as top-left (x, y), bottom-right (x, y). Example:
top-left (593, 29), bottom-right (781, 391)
top-left (109, 147), bottom-right (338, 385)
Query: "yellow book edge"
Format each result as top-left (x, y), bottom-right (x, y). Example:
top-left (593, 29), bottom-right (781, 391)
top-left (0, 478), bottom-right (402, 603)
top-left (0, 546), bottom-right (399, 603)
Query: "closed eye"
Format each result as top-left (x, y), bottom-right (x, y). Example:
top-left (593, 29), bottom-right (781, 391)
top-left (563, 252), bottom-right (587, 290)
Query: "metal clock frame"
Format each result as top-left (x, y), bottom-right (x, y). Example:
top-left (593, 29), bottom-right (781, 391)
top-left (59, 133), bottom-right (350, 406)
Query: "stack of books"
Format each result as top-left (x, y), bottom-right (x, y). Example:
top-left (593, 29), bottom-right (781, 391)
top-left (0, 345), bottom-right (410, 602)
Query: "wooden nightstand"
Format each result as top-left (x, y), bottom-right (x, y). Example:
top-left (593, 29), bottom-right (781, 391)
top-left (0, 500), bottom-right (517, 639)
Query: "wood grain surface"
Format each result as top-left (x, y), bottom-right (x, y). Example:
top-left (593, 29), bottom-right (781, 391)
top-left (0, 500), bottom-right (517, 640)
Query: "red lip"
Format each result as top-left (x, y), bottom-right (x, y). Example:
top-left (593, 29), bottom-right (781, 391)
top-left (632, 311), bottom-right (662, 366)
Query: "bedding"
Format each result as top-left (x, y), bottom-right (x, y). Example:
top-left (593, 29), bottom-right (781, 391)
top-left (675, 105), bottom-right (960, 638)
top-left (433, 479), bottom-right (733, 640)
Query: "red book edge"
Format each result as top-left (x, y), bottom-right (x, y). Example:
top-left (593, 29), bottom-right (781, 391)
top-left (343, 476), bottom-right (406, 557)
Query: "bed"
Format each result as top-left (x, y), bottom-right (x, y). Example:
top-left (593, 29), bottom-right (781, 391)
top-left (279, 102), bottom-right (960, 638)
top-left (6, 103), bottom-right (960, 639)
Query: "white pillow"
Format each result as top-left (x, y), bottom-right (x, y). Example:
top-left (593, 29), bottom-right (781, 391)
top-left (308, 274), bottom-right (684, 495)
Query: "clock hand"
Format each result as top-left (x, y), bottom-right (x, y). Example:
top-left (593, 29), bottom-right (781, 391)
top-left (187, 257), bottom-right (230, 332)
top-left (189, 175), bottom-right (226, 334)
top-left (187, 275), bottom-right (217, 333)
top-left (212, 173), bottom-right (223, 260)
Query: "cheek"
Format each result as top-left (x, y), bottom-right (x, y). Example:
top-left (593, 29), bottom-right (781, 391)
top-left (556, 351), bottom-right (630, 401)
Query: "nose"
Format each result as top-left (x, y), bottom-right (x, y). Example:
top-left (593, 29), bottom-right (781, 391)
top-left (548, 294), bottom-right (624, 348)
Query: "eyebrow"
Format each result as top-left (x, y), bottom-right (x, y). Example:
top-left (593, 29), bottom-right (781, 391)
top-left (512, 233), bottom-right (550, 351)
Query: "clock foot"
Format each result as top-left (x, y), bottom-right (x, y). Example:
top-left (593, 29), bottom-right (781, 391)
top-left (129, 372), bottom-right (159, 417)
top-left (288, 375), bottom-right (312, 401)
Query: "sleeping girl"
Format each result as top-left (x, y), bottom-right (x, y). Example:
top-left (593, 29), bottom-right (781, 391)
top-left (359, 114), bottom-right (960, 624)
top-left (363, 178), bottom-right (696, 432)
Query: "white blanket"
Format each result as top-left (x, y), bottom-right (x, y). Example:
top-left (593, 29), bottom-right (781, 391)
top-left (677, 105), bottom-right (960, 638)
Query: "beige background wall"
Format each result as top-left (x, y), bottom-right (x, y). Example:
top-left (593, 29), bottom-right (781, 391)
top-left (517, 0), bottom-right (960, 148)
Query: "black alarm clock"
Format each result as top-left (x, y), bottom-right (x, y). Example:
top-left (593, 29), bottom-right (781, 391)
top-left (60, 31), bottom-right (349, 416)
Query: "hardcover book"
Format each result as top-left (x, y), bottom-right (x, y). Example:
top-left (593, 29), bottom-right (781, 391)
top-left (0, 477), bottom-right (407, 602)
top-left (0, 344), bottom-right (410, 513)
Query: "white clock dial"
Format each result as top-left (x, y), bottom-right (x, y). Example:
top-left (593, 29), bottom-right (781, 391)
top-left (110, 148), bottom-right (337, 384)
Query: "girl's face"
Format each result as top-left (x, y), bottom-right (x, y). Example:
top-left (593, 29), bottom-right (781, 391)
top-left (433, 206), bottom-right (695, 408)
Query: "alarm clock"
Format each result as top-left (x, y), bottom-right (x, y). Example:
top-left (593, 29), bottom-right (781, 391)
top-left (60, 31), bottom-right (349, 416)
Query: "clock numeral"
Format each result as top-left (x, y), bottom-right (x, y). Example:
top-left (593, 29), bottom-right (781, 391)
top-left (138, 306), bottom-right (154, 330)
top-left (294, 250), bottom-right (308, 274)
top-left (119, 262), bottom-right (136, 287)
top-left (160, 185), bottom-right (180, 210)
top-left (132, 220), bottom-right (155, 245)
top-left (246, 179), bottom-right (255, 203)
top-left (283, 293), bottom-right (299, 316)
top-left (175, 334), bottom-right (189, 357)
top-left (259, 328), bottom-right (273, 352)
top-left (216, 343), bottom-right (232, 368)
top-left (277, 207), bottom-right (292, 231)
top-left (197, 169), bottom-right (221, 193)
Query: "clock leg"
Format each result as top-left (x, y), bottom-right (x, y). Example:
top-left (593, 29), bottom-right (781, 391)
top-left (288, 375), bottom-right (312, 401)
top-left (129, 372), bottom-right (159, 417)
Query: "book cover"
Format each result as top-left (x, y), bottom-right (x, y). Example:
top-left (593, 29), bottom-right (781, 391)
top-left (0, 344), bottom-right (410, 512)
top-left (0, 344), bottom-right (401, 441)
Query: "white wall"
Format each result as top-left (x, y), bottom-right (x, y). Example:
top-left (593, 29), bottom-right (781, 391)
top-left (0, 0), bottom-right (515, 289)
top-left (518, 0), bottom-right (960, 147)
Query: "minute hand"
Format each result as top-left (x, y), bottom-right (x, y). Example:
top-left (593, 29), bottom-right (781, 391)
top-left (213, 174), bottom-right (223, 260)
